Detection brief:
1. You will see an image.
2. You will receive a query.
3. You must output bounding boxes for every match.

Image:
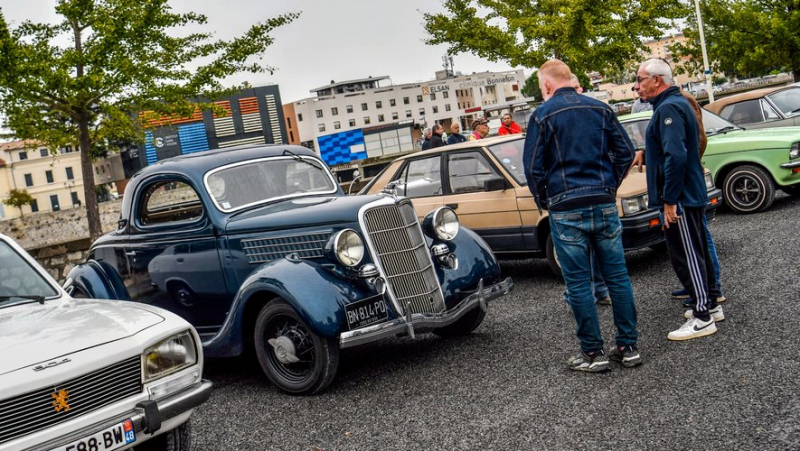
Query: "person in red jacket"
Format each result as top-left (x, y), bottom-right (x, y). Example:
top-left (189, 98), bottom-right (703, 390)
top-left (498, 114), bottom-right (522, 135)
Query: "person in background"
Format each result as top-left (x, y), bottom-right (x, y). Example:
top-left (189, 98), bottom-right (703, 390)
top-left (448, 122), bottom-right (467, 144)
top-left (524, 59), bottom-right (640, 372)
top-left (498, 113), bottom-right (522, 135)
top-left (469, 118), bottom-right (489, 141)
top-left (421, 127), bottom-right (432, 150)
top-left (430, 124), bottom-right (445, 149)
top-left (631, 83), bottom-right (653, 113)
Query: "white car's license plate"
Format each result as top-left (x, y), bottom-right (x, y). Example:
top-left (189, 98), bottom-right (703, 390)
top-left (51, 419), bottom-right (136, 451)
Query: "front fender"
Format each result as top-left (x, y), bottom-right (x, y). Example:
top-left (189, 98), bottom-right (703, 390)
top-left (437, 227), bottom-right (502, 306)
top-left (204, 256), bottom-right (371, 357)
top-left (64, 260), bottom-right (131, 301)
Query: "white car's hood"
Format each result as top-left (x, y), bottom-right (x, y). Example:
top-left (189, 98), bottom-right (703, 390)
top-left (0, 298), bottom-right (164, 374)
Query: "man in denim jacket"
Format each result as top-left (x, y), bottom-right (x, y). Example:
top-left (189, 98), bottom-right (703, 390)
top-left (523, 59), bottom-right (640, 372)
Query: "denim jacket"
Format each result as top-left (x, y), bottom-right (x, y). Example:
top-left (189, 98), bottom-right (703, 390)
top-left (523, 87), bottom-right (634, 210)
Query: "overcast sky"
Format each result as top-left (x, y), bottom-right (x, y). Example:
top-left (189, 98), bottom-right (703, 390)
top-left (0, 0), bottom-right (526, 103)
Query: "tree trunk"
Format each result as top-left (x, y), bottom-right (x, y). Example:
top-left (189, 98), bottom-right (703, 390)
top-left (79, 118), bottom-right (102, 241)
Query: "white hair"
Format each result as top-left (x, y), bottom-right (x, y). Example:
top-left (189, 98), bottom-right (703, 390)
top-left (641, 58), bottom-right (674, 86)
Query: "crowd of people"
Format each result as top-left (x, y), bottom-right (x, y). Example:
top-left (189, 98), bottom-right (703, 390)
top-left (522, 58), bottom-right (726, 373)
top-left (420, 113), bottom-right (522, 149)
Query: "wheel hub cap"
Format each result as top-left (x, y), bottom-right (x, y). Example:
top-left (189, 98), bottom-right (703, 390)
top-left (268, 336), bottom-right (300, 364)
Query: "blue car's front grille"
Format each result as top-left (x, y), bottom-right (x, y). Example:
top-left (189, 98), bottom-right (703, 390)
top-left (242, 230), bottom-right (332, 263)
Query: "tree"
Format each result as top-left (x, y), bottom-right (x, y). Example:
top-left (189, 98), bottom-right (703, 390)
top-left (680, 0), bottom-right (799, 82)
top-left (0, 1), bottom-right (299, 240)
top-left (521, 72), bottom-right (542, 101)
top-left (422, 0), bottom-right (687, 77)
top-left (3, 189), bottom-right (34, 218)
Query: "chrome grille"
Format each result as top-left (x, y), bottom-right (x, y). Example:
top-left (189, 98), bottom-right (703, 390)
top-left (242, 231), bottom-right (332, 263)
top-left (362, 201), bottom-right (444, 315)
top-left (0, 356), bottom-right (142, 446)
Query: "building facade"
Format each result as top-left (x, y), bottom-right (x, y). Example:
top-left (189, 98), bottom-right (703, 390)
top-left (284, 69), bottom-right (526, 169)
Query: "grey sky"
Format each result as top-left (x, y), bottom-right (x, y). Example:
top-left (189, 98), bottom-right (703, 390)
top-left (0, 0), bottom-right (525, 103)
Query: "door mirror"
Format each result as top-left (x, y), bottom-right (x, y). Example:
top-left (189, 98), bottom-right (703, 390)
top-left (484, 178), bottom-right (508, 192)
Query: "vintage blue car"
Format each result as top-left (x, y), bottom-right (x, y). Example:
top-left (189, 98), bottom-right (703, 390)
top-left (66, 145), bottom-right (513, 395)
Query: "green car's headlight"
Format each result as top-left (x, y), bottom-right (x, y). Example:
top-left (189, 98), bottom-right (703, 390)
top-left (704, 171), bottom-right (715, 190)
top-left (143, 330), bottom-right (198, 383)
top-left (332, 229), bottom-right (364, 267)
top-left (621, 194), bottom-right (648, 216)
top-left (790, 142), bottom-right (800, 160)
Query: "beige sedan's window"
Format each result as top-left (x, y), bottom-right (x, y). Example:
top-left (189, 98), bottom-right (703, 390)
top-left (396, 156), bottom-right (442, 197)
top-left (448, 151), bottom-right (501, 193)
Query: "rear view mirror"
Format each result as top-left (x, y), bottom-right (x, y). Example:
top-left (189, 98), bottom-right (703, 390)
top-left (484, 178), bottom-right (508, 191)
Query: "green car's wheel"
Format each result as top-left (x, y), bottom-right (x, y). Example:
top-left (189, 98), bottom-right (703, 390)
top-left (723, 165), bottom-right (775, 214)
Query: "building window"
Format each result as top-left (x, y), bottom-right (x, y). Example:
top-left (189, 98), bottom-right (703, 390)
top-left (390, 99), bottom-right (396, 107)
top-left (50, 194), bottom-right (60, 212)
top-left (45, 170), bottom-right (54, 184)
top-left (430, 93), bottom-right (436, 101)
top-left (403, 97), bottom-right (410, 105)
top-left (287, 117), bottom-right (292, 128)
top-left (30, 199), bottom-right (38, 213)
top-left (376, 101), bottom-right (383, 109)
top-left (416, 95), bottom-right (423, 102)
top-left (445, 104), bottom-right (451, 112)
top-left (364, 116), bottom-right (371, 125)
top-left (40, 148), bottom-right (49, 157)
top-left (392, 112), bottom-right (399, 120)
top-left (346, 105), bottom-right (353, 113)
top-left (71, 192), bottom-right (80, 206)
top-left (289, 131), bottom-right (294, 141)
top-left (24, 174), bottom-right (33, 187)
top-left (18, 151), bottom-right (27, 160)
top-left (334, 121), bottom-right (341, 129)
top-left (378, 114), bottom-right (385, 122)
top-left (349, 119), bottom-right (356, 127)
top-left (331, 107), bottom-right (339, 116)
top-left (443, 91), bottom-right (449, 99)
top-left (432, 106), bottom-right (439, 114)
top-left (315, 109), bottom-right (323, 118)
top-left (298, 113), bottom-right (303, 121)
top-left (361, 103), bottom-right (368, 111)
top-left (406, 110), bottom-right (412, 118)
top-left (66, 167), bottom-right (74, 180)
top-left (419, 108), bottom-right (425, 116)
top-left (318, 123), bottom-right (326, 132)
top-left (63, 145), bottom-right (73, 153)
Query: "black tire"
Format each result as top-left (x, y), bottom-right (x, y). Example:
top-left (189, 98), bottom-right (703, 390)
top-left (134, 421), bottom-right (190, 451)
top-left (167, 281), bottom-right (195, 307)
top-left (781, 184), bottom-right (800, 197)
top-left (254, 299), bottom-right (339, 395)
top-left (433, 306), bottom-right (487, 337)
top-left (545, 234), bottom-right (563, 277)
top-left (723, 165), bottom-right (775, 214)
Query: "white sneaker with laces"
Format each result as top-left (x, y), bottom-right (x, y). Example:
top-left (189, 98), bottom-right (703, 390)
top-left (683, 305), bottom-right (724, 322)
top-left (668, 316), bottom-right (717, 341)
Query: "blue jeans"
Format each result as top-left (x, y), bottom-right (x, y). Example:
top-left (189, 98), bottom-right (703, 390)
top-left (704, 215), bottom-right (723, 296)
top-left (563, 250), bottom-right (609, 302)
top-left (550, 203), bottom-right (638, 352)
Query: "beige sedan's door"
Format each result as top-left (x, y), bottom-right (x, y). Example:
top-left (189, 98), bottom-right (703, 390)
top-left (442, 150), bottom-right (523, 251)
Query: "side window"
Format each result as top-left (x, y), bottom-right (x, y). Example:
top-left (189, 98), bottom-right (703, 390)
top-left (448, 151), bottom-right (501, 194)
top-left (394, 156), bottom-right (442, 197)
top-left (139, 180), bottom-right (203, 226)
top-left (721, 100), bottom-right (763, 125)
top-left (766, 88), bottom-right (800, 116)
top-left (760, 99), bottom-right (780, 120)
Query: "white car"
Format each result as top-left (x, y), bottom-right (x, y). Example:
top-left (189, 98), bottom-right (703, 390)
top-left (0, 233), bottom-right (212, 451)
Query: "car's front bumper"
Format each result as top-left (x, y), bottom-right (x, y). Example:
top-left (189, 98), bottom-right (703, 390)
top-left (32, 379), bottom-right (213, 451)
top-left (339, 277), bottom-right (513, 349)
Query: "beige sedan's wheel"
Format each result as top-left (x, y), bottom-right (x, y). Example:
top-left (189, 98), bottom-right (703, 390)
top-left (545, 234), bottom-right (563, 278)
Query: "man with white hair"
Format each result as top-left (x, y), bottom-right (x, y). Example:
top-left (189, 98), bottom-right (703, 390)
top-left (635, 58), bottom-right (722, 341)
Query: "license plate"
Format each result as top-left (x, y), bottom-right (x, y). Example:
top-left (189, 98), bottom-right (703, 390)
top-left (51, 419), bottom-right (136, 451)
top-left (345, 295), bottom-right (388, 330)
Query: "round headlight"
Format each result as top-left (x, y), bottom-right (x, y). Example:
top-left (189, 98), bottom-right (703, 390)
top-left (143, 330), bottom-right (198, 383)
top-left (433, 207), bottom-right (459, 241)
top-left (334, 229), bottom-right (364, 267)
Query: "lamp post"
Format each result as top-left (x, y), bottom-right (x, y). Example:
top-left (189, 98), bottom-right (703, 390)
top-left (694, 0), bottom-right (715, 102)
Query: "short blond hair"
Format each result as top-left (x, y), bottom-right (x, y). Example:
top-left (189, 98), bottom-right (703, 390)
top-left (538, 59), bottom-right (572, 83)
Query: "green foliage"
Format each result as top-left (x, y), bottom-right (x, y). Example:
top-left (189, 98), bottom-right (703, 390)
top-left (0, 1), bottom-right (298, 239)
top-left (3, 188), bottom-right (35, 218)
top-left (679, 0), bottom-right (800, 82)
top-left (521, 73), bottom-right (542, 101)
top-left (423, 0), bottom-right (688, 77)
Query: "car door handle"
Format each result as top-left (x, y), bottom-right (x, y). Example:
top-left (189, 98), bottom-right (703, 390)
top-left (446, 203), bottom-right (458, 210)
top-left (177, 258), bottom-right (185, 263)
top-left (125, 251), bottom-right (137, 257)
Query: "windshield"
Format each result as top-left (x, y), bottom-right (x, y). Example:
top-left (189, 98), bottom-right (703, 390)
top-left (766, 87), bottom-right (800, 117)
top-left (487, 138), bottom-right (526, 185)
top-left (701, 109), bottom-right (742, 135)
top-left (622, 111), bottom-right (741, 144)
top-left (205, 156), bottom-right (338, 212)
top-left (0, 241), bottom-right (60, 304)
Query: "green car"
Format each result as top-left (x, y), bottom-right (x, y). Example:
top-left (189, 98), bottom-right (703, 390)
top-left (619, 110), bottom-right (800, 213)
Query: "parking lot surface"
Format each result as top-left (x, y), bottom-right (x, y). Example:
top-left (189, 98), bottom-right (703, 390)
top-left (193, 194), bottom-right (799, 450)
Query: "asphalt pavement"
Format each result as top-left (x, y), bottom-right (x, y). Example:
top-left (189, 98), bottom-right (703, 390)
top-left (191, 193), bottom-right (800, 450)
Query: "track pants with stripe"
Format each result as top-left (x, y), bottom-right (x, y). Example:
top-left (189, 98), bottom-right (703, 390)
top-left (664, 205), bottom-right (717, 321)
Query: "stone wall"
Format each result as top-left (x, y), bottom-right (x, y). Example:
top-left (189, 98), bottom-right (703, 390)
top-left (0, 200), bottom-right (122, 282)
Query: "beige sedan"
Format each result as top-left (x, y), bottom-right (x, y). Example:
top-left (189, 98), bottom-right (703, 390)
top-left (360, 135), bottom-right (721, 275)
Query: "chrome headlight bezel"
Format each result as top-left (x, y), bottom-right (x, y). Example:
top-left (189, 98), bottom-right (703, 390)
top-left (790, 142), bottom-right (800, 160)
top-left (429, 207), bottom-right (460, 241)
top-left (620, 194), bottom-right (648, 216)
top-left (143, 330), bottom-right (198, 384)
top-left (704, 171), bottom-right (715, 190)
top-left (330, 229), bottom-right (365, 267)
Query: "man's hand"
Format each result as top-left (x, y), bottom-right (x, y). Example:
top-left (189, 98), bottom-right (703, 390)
top-left (631, 150), bottom-right (645, 172)
top-left (663, 203), bottom-right (679, 228)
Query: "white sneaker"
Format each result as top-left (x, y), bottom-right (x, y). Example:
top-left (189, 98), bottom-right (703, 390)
top-left (668, 317), bottom-right (717, 341)
top-left (683, 305), bottom-right (724, 322)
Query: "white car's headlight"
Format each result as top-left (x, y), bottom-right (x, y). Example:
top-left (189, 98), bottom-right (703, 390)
top-left (621, 195), bottom-right (648, 216)
top-left (432, 207), bottom-right (459, 241)
top-left (790, 142), bottom-right (800, 160)
top-left (333, 229), bottom-right (364, 267)
top-left (704, 171), bottom-right (715, 190)
top-left (143, 330), bottom-right (198, 383)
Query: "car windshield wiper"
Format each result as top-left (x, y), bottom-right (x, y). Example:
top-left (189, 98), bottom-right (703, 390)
top-left (0, 295), bottom-right (46, 304)
top-left (708, 126), bottom-right (738, 135)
